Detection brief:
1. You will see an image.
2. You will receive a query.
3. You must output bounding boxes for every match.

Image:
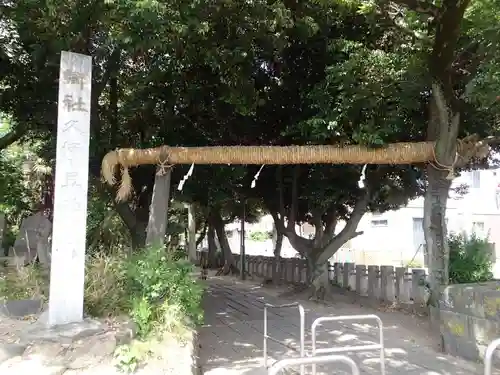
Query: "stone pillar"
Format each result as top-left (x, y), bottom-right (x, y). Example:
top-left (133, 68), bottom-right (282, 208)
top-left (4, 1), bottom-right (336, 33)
top-left (412, 268), bottom-right (427, 305)
top-left (247, 257), bottom-right (254, 276)
top-left (343, 263), bottom-right (355, 291)
top-left (287, 259), bottom-right (294, 283)
top-left (395, 267), bottom-right (405, 302)
top-left (235, 255), bottom-right (241, 270)
top-left (367, 265), bottom-right (380, 299)
top-left (334, 262), bottom-right (342, 285)
top-left (279, 259), bottom-right (285, 283)
top-left (292, 258), bottom-right (300, 283)
top-left (283, 259), bottom-right (289, 282)
top-left (380, 265), bottom-right (395, 301)
top-left (355, 265), bottom-right (367, 295)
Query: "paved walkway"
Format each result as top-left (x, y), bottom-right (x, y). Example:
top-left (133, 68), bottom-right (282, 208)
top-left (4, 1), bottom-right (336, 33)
top-left (199, 276), bottom-right (497, 375)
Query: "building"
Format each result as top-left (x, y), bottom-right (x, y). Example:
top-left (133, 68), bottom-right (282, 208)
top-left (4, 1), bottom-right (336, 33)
top-left (333, 168), bottom-right (500, 274)
top-left (223, 167), bottom-right (500, 276)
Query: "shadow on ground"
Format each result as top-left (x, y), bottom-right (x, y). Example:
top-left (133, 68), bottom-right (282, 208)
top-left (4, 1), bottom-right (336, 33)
top-left (198, 275), bottom-right (496, 375)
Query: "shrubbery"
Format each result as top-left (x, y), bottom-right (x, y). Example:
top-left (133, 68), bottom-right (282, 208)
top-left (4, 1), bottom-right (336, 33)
top-left (448, 232), bottom-right (494, 284)
top-left (85, 245), bottom-right (204, 337)
top-left (0, 244), bottom-right (204, 372)
top-left (249, 230), bottom-right (272, 242)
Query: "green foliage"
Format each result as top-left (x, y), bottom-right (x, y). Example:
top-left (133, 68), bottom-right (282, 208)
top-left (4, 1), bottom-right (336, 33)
top-left (405, 259), bottom-right (423, 268)
top-left (0, 141), bottom-right (33, 249)
top-left (124, 245), bottom-right (204, 336)
top-left (249, 230), bottom-right (272, 242)
top-left (1, 240), bottom-right (203, 373)
top-left (1, 245), bottom-right (205, 337)
top-left (448, 232), bottom-right (494, 284)
top-left (84, 245), bottom-right (204, 336)
top-left (2, 0), bottom-right (500, 283)
top-left (86, 183), bottom-right (132, 255)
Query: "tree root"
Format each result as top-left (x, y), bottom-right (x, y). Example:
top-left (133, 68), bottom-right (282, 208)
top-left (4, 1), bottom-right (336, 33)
top-left (309, 285), bottom-right (327, 301)
top-left (215, 262), bottom-right (246, 276)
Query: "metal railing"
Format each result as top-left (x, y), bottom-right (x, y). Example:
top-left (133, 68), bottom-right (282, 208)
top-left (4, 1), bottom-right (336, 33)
top-left (311, 314), bottom-right (385, 375)
top-left (264, 302), bottom-right (305, 375)
top-left (268, 354), bottom-right (360, 375)
top-left (484, 338), bottom-right (500, 375)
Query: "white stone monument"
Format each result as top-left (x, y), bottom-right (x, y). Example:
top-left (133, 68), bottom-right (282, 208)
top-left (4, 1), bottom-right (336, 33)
top-left (48, 51), bottom-right (92, 326)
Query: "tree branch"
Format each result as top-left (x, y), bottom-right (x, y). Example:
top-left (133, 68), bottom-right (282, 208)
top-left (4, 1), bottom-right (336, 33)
top-left (391, 0), bottom-right (440, 17)
top-left (311, 210), bottom-right (324, 248)
top-left (196, 221), bottom-right (208, 247)
top-left (277, 166), bottom-right (285, 221)
top-left (0, 127), bottom-right (24, 150)
top-left (324, 207), bottom-right (338, 238)
top-left (270, 209), bottom-right (285, 234)
top-left (451, 42), bottom-right (487, 91)
top-left (378, 5), bottom-right (430, 41)
top-left (430, 0), bottom-right (471, 105)
top-left (313, 189), bottom-right (371, 265)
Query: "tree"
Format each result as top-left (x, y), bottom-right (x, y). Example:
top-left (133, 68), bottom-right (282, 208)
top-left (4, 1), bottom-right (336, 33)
top-left (380, 0), bottom-right (500, 331)
top-left (2, 0), bottom-right (500, 317)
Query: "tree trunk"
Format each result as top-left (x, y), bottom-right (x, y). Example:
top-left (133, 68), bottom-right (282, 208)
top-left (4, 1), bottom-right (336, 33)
top-left (114, 201), bottom-right (147, 251)
top-left (207, 223), bottom-right (217, 268)
top-left (145, 168), bottom-right (172, 247)
top-left (423, 0), bottom-right (471, 340)
top-left (292, 192), bottom-right (369, 291)
top-left (424, 85), bottom-right (459, 333)
top-left (424, 166), bottom-right (451, 317)
top-left (212, 211), bottom-right (238, 274)
top-left (187, 204), bottom-right (197, 262)
top-left (196, 221), bottom-right (208, 248)
top-left (272, 228), bottom-right (283, 284)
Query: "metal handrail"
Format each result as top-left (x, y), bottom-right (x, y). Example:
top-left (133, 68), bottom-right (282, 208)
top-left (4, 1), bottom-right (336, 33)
top-left (484, 338), bottom-right (500, 375)
top-left (264, 302), bottom-right (305, 375)
top-left (311, 314), bottom-right (385, 375)
top-left (268, 354), bottom-right (360, 375)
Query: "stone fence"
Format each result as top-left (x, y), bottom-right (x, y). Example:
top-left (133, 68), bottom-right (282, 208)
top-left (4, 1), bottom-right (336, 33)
top-left (438, 281), bottom-right (500, 363)
top-left (234, 255), bottom-right (429, 306)
top-left (234, 254), bottom-right (500, 364)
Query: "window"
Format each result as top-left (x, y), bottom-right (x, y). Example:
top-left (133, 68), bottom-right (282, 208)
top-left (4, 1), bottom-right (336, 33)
top-left (412, 218), bottom-right (425, 250)
top-left (471, 170), bottom-right (481, 188)
top-left (371, 219), bottom-right (388, 227)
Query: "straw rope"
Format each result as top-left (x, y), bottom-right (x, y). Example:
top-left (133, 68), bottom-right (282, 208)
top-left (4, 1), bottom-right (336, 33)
top-left (101, 137), bottom-right (489, 201)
